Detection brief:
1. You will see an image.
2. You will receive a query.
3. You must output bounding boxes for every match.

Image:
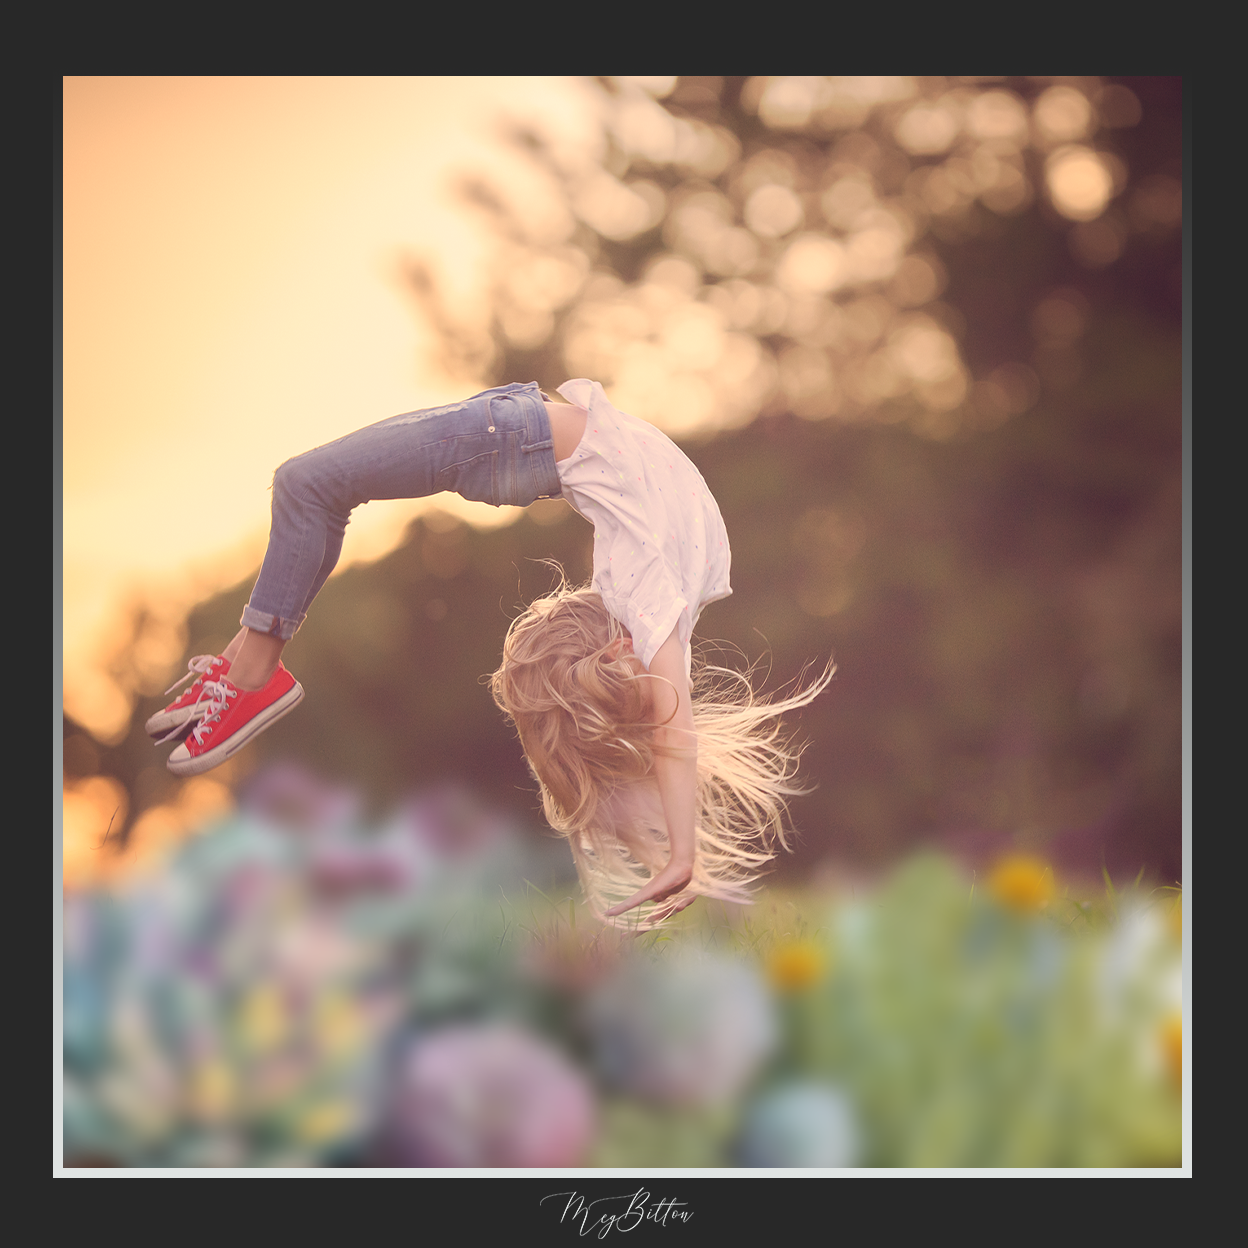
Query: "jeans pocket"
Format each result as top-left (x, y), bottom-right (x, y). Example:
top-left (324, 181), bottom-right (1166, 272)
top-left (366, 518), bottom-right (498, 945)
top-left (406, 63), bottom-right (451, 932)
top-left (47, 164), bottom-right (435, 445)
top-left (435, 447), bottom-right (501, 506)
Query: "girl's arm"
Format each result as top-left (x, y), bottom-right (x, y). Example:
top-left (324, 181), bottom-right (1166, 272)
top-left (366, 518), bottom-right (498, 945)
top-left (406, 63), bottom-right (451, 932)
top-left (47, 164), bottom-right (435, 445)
top-left (604, 627), bottom-right (697, 917)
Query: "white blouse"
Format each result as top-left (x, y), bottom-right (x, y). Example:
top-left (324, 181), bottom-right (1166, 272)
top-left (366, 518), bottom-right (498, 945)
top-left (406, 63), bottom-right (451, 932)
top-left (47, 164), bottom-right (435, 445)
top-left (553, 379), bottom-right (732, 674)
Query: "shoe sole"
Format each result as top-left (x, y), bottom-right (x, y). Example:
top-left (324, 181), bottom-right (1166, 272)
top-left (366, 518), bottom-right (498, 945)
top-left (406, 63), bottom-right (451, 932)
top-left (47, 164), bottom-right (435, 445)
top-left (166, 683), bottom-right (305, 777)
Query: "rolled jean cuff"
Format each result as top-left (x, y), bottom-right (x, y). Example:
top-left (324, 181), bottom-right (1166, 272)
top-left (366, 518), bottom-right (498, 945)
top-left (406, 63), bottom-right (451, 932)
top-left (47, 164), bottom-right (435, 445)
top-left (240, 604), bottom-right (304, 641)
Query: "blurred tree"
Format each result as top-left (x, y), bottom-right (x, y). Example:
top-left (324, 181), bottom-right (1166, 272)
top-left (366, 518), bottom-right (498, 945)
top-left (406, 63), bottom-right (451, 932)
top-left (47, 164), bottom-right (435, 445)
top-left (70, 77), bottom-right (1182, 887)
top-left (404, 76), bottom-right (1180, 438)
top-left (395, 75), bottom-right (1183, 881)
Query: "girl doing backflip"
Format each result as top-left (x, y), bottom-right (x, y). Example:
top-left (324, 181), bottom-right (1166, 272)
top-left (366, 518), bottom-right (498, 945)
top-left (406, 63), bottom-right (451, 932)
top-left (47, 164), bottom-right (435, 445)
top-left (147, 380), bottom-right (832, 925)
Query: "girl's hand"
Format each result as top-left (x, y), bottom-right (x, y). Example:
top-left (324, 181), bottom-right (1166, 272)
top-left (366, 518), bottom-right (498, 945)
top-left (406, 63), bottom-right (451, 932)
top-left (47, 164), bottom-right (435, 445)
top-left (604, 859), bottom-right (695, 918)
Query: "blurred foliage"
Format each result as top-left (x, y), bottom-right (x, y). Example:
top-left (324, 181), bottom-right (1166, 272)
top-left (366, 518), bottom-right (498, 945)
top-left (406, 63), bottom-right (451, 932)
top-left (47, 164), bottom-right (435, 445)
top-left (764, 856), bottom-right (1180, 1165)
top-left (64, 76), bottom-right (1182, 886)
top-left (63, 789), bottom-right (1181, 1168)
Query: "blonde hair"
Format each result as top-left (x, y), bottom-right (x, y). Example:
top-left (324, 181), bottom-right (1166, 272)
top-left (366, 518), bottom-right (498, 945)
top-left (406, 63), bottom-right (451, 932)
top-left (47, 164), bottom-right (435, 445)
top-left (490, 574), bottom-right (833, 928)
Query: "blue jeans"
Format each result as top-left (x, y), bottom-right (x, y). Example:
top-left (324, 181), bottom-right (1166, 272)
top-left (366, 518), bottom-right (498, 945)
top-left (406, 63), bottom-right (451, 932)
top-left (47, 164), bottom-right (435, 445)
top-left (240, 382), bottom-right (560, 640)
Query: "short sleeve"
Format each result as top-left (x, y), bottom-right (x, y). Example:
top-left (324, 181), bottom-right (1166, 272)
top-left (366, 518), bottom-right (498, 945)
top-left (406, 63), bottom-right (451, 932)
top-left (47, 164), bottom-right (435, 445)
top-left (608, 579), bottom-right (689, 675)
top-left (556, 378), bottom-right (602, 411)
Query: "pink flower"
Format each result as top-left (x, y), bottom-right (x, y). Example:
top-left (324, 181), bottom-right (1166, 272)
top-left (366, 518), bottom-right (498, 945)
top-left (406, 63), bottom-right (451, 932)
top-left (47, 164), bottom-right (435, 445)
top-left (585, 952), bottom-right (777, 1107)
top-left (381, 1023), bottom-right (596, 1167)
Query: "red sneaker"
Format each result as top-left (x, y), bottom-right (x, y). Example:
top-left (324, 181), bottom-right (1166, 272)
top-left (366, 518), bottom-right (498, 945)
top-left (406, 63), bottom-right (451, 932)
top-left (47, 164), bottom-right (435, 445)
top-left (166, 664), bottom-right (304, 776)
top-left (146, 655), bottom-right (231, 740)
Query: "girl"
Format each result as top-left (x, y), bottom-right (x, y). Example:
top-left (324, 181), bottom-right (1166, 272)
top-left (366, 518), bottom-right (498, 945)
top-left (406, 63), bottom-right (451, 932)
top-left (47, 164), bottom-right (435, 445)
top-left (148, 380), bottom-right (831, 924)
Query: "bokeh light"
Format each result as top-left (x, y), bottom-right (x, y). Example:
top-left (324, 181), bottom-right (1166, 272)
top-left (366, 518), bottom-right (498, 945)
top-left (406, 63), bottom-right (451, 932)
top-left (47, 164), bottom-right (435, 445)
top-left (1033, 84), bottom-right (1095, 145)
top-left (1046, 144), bottom-right (1116, 220)
top-left (895, 97), bottom-right (962, 155)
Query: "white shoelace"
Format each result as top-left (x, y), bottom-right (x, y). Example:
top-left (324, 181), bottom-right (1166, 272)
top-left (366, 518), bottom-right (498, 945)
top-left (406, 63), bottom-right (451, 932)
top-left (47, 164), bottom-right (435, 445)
top-left (186, 678), bottom-right (238, 747)
top-left (154, 674), bottom-right (237, 745)
top-left (163, 654), bottom-right (224, 697)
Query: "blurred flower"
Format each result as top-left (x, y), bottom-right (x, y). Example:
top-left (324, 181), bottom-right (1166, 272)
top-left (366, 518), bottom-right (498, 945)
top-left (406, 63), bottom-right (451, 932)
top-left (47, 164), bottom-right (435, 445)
top-left (738, 1082), bottom-right (860, 1168)
top-left (293, 1100), bottom-right (359, 1148)
top-left (307, 825), bottom-right (432, 900)
top-left (62, 814), bottom-right (400, 1166)
top-left (1100, 902), bottom-right (1176, 1010)
top-left (186, 1057), bottom-right (237, 1125)
top-left (235, 983), bottom-right (290, 1056)
top-left (1160, 1011), bottom-right (1182, 1089)
top-left (401, 785), bottom-right (519, 859)
top-left (988, 854), bottom-right (1054, 912)
top-left (240, 763), bottom-right (362, 831)
top-left (765, 940), bottom-right (829, 992)
top-left (380, 1023), bottom-right (596, 1167)
top-left (311, 989), bottom-right (369, 1062)
top-left (585, 951), bottom-right (777, 1107)
top-left (64, 791), bottom-right (1183, 1170)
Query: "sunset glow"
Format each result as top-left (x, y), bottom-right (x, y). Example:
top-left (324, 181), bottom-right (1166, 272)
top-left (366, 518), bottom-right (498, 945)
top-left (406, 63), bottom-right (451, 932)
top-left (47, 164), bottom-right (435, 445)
top-left (63, 76), bottom-right (599, 739)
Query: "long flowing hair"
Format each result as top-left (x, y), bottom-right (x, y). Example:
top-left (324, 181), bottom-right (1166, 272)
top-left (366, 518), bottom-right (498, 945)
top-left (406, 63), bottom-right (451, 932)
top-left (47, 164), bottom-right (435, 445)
top-left (490, 574), bottom-right (834, 928)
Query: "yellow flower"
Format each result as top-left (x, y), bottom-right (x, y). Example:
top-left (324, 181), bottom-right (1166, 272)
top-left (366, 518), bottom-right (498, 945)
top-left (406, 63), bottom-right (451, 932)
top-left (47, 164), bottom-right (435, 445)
top-left (236, 984), bottom-right (289, 1055)
top-left (293, 1100), bottom-right (355, 1146)
top-left (766, 941), bottom-right (828, 992)
top-left (312, 990), bottom-right (365, 1061)
top-left (987, 854), bottom-right (1054, 913)
top-left (186, 1057), bottom-right (237, 1123)
top-left (1160, 1011), bottom-right (1182, 1089)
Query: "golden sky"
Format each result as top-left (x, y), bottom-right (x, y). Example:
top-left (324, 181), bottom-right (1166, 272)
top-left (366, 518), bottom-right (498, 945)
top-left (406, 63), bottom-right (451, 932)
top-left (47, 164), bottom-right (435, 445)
top-left (62, 76), bottom-right (598, 739)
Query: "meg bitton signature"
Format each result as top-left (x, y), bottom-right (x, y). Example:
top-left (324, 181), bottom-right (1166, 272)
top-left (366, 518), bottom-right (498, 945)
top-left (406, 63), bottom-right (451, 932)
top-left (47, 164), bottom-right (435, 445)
top-left (540, 1189), bottom-right (693, 1237)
